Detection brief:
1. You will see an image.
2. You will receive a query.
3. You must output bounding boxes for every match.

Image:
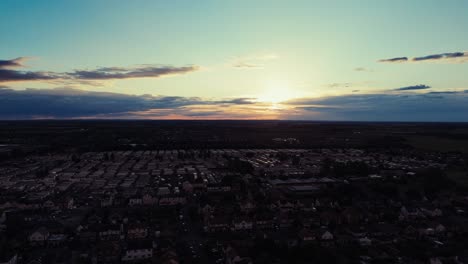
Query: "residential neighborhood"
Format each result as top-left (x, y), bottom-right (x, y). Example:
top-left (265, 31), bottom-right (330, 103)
top-left (1, 147), bottom-right (467, 263)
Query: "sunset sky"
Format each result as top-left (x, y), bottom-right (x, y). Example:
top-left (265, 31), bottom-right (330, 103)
top-left (1, 0), bottom-right (468, 120)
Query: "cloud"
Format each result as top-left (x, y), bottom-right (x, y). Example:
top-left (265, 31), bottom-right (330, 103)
top-left (379, 51), bottom-right (468, 63)
top-left (284, 90), bottom-right (468, 121)
top-left (0, 57), bottom-right (64, 83)
top-left (0, 57), bottom-right (28, 69)
top-left (0, 87), bottom-right (262, 119)
top-left (68, 65), bottom-right (198, 80)
top-left (3, 86), bottom-right (468, 121)
top-left (378, 57), bottom-right (408, 63)
top-left (413, 52), bottom-right (465, 61)
top-left (393, 84), bottom-right (431, 91)
top-left (0, 57), bottom-right (199, 84)
top-left (214, 98), bottom-right (256, 105)
top-left (0, 69), bottom-right (62, 83)
top-left (297, 105), bottom-right (344, 111)
top-left (427, 91), bottom-right (458, 94)
top-left (325, 82), bottom-right (372, 90)
top-left (232, 62), bottom-right (261, 68)
top-left (326, 83), bottom-right (353, 88)
top-left (354, 67), bottom-right (373, 72)
top-left (231, 53), bottom-right (278, 69)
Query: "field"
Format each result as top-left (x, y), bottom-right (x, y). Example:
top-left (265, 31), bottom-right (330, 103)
top-left (405, 135), bottom-right (468, 153)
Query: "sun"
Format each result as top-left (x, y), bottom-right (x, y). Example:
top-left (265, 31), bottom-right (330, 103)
top-left (258, 80), bottom-right (294, 104)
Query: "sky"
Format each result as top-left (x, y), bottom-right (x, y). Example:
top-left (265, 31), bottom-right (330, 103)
top-left (1, 0), bottom-right (468, 121)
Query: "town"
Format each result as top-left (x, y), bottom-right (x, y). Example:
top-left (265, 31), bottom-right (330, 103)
top-left (1, 145), bottom-right (467, 263)
top-left (3, 0), bottom-right (468, 262)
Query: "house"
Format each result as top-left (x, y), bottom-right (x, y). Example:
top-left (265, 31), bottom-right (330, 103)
top-left (87, 214), bottom-right (102, 225)
top-left (42, 200), bottom-right (55, 209)
top-left (403, 225), bottom-right (418, 238)
top-left (108, 212), bottom-right (124, 224)
top-left (298, 228), bottom-right (316, 242)
top-left (127, 224), bottom-right (148, 239)
top-left (0, 254), bottom-right (17, 264)
top-left (320, 210), bottom-right (341, 226)
top-left (158, 249), bottom-right (179, 264)
top-left (128, 197), bottom-right (143, 206)
top-left (341, 207), bottom-right (362, 224)
top-left (277, 212), bottom-right (293, 229)
top-left (78, 229), bottom-right (97, 242)
top-left (239, 200), bottom-right (256, 213)
top-left (29, 227), bottom-right (50, 245)
top-left (99, 225), bottom-right (121, 240)
top-left (255, 211), bottom-right (275, 230)
top-left (358, 237), bottom-right (372, 246)
top-left (182, 181), bottom-right (193, 193)
top-left (157, 187), bottom-right (171, 197)
top-left (159, 196), bottom-right (186, 206)
top-left (142, 193), bottom-right (157, 205)
top-left (207, 185), bottom-right (231, 193)
top-left (321, 230), bottom-right (334, 240)
top-left (122, 241), bottom-right (153, 262)
top-left (96, 241), bottom-right (121, 263)
top-left (201, 204), bottom-right (214, 220)
top-left (122, 248), bottom-right (153, 262)
top-left (47, 234), bottom-right (67, 246)
top-left (58, 196), bottom-right (74, 209)
top-left (435, 224), bottom-right (446, 234)
top-left (277, 200), bottom-right (295, 212)
top-left (225, 245), bottom-right (240, 264)
top-left (206, 215), bottom-right (230, 232)
top-left (101, 196), bottom-right (114, 207)
top-left (232, 218), bottom-right (254, 231)
top-left (419, 228), bottom-right (435, 236)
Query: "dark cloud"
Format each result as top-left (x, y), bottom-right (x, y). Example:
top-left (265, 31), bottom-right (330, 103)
top-left (393, 84), bottom-right (431, 91)
top-left (427, 91), bottom-right (458, 94)
top-left (231, 54), bottom-right (278, 69)
top-left (379, 52), bottom-right (468, 63)
top-left (326, 82), bottom-right (371, 89)
top-left (184, 111), bottom-right (224, 117)
top-left (2, 87), bottom-right (468, 121)
top-left (0, 69), bottom-right (61, 83)
top-left (0, 88), bottom-right (256, 119)
top-left (354, 67), bottom-right (372, 72)
top-left (233, 62), bottom-right (260, 68)
top-left (0, 57), bottom-right (27, 69)
top-left (0, 57), bottom-right (64, 83)
top-left (68, 66), bottom-right (198, 80)
top-left (0, 57), bottom-right (199, 84)
top-left (297, 106), bottom-right (343, 111)
top-left (413, 52), bottom-right (465, 61)
top-left (326, 83), bottom-right (353, 88)
top-left (421, 94), bottom-right (444, 99)
top-left (285, 91), bottom-right (468, 122)
top-left (378, 57), bottom-right (408, 63)
top-left (214, 98), bottom-right (256, 105)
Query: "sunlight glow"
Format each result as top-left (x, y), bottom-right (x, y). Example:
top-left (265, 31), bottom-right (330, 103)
top-left (258, 80), bottom-right (295, 104)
